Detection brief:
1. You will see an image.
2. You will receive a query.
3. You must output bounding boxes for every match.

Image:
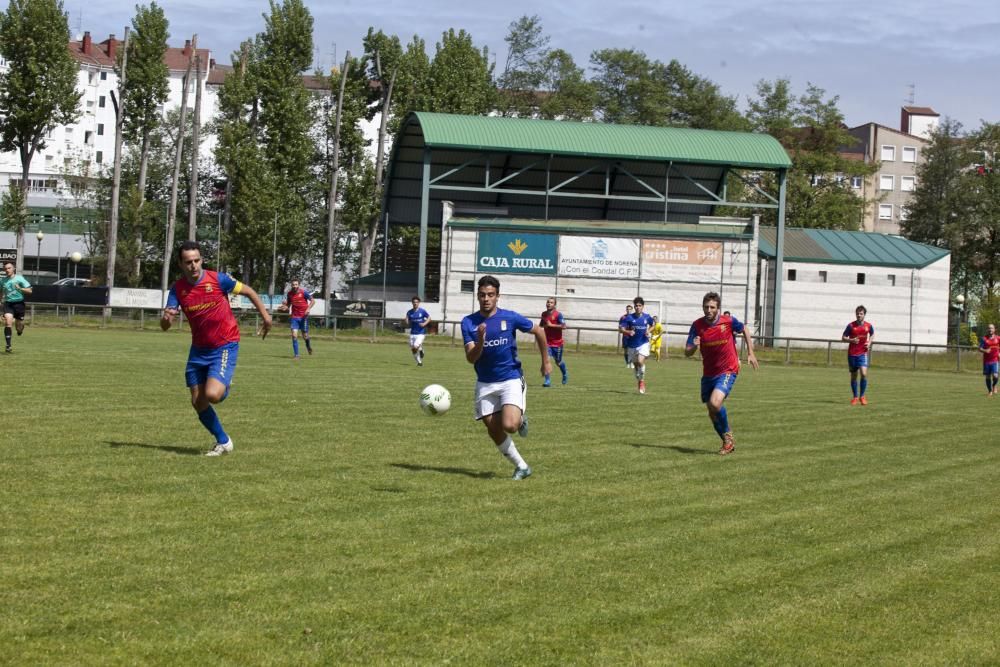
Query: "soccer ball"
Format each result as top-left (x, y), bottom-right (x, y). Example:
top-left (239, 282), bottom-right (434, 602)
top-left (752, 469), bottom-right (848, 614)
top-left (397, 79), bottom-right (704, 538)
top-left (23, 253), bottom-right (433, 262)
top-left (419, 384), bottom-right (451, 416)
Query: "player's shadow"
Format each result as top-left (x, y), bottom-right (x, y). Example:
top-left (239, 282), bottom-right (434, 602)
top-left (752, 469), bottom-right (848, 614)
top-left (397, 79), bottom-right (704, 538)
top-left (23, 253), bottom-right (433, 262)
top-left (629, 443), bottom-right (715, 455)
top-left (106, 441), bottom-right (203, 456)
top-left (391, 463), bottom-right (498, 479)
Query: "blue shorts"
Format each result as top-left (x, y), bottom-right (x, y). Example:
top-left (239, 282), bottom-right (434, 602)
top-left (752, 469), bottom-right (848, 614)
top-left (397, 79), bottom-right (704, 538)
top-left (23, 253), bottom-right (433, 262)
top-left (984, 361), bottom-right (999, 376)
top-left (701, 373), bottom-right (737, 403)
top-left (547, 345), bottom-right (564, 364)
top-left (185, 342), bottom-right (239, 388)
top-left (848, 354), bottom-right (869, 370)
top-left (290, 317), bottom-right (310, 333)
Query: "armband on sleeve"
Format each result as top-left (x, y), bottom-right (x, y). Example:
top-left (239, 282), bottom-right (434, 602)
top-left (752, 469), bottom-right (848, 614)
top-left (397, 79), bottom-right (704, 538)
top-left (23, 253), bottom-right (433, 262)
top-left (231, 281), bottom-right (244, 295)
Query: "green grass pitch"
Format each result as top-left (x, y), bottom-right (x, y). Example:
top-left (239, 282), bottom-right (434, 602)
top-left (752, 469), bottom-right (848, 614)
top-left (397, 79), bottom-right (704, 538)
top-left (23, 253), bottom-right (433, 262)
top-left (2, 327), bottom-right (998, 664)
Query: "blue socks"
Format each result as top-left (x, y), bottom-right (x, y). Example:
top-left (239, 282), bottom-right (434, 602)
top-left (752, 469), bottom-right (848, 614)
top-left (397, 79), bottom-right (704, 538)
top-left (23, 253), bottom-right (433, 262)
top-left (860, 378), bottom-right (868, 397)
top-left (304, 337), bottom-right (312, 352)
top-left (851, 379), bottom-right (858, 397)
top-left (197, 406), bottom-right (229, 444)
top-left (292, 338), bottom-right (299, 356)
top-left (558, 362), bottom-right (567, 376)
top-left (711, 406), bottom-right (729, 437)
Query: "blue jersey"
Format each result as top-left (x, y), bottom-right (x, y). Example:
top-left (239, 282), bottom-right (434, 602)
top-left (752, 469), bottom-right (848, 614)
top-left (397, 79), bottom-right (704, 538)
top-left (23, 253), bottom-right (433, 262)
top-left (623, 312), bottom-right (656, 347)
top-left (461, 308), bottom-right (534, 383)
top-left (619, 314), bottom-right (632, 344)
top-left (406, 307), bottom-right (430, 335)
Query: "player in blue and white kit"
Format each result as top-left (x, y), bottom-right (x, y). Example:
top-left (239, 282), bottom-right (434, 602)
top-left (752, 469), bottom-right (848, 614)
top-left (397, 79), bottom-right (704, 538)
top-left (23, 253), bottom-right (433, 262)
top-left (619, 304), bottom-right (634, 367)
top-left (619, 296), bottom-right (656, 394)
top-left (461, 275), bottom-right (551, 480)
top-left (403, 296), bottom-right (431, 366)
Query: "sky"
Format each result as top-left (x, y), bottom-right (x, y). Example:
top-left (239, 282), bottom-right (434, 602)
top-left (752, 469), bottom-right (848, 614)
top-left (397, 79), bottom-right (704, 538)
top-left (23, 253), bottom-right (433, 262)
top-left (70, 0), bottom-right (1000, 131)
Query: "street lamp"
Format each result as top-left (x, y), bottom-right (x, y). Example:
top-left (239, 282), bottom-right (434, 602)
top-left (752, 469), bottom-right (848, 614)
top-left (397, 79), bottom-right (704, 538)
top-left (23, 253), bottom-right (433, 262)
top-left (35, 230), bottom-right (44, 281)
top-left (70, 251), bottom-right (82, 280)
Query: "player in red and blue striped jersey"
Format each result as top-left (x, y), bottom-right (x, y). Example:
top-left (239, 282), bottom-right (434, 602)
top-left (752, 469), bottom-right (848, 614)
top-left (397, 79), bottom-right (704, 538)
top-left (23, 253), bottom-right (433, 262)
top-left (281, 279), bottom-right (314, 359)
top-left (979, 323), bottom-right (999, 396)
top-left (161, 241), bottom-right (272, 456)
top-left (685, 292), bottom-right (758, 455)
top-left (842, 306), bottom-right (874, 405)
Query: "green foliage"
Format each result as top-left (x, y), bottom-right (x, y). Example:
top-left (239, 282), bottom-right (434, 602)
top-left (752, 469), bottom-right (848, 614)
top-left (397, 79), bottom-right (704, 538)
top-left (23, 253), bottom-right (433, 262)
top-left (903, 120), bottom-right (1000, 295)
top-left (744, 80), bottom-right (877, 230)
top-left (5, 329), bottom-right (1000, 663)
top-left (0, 0), bottom-right (81, 158)
top-left (427, 28), bottom-right (495, 116)
top-left (536, 49), bottom-right (596, 121)
top-left (0, 182), bottom-right (28, 231)
top-left (119, 2), bottom-right (170, 146)
top-left (496, 14), bottom-right (549, 117)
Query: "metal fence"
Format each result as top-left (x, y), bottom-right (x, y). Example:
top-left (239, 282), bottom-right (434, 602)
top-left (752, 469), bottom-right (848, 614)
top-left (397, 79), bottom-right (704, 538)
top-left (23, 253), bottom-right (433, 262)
top-left (23, 302), bottom-right (987, 374)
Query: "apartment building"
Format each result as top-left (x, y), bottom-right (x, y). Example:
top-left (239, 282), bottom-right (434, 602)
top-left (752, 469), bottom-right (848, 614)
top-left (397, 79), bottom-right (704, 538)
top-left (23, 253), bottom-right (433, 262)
top-left (845, 107), bottom-right (938, 235)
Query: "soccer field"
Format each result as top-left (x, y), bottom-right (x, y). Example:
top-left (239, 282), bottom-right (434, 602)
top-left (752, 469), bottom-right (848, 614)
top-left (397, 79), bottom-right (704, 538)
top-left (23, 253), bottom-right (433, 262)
top-left (2, 328), bottom-right (998, 665)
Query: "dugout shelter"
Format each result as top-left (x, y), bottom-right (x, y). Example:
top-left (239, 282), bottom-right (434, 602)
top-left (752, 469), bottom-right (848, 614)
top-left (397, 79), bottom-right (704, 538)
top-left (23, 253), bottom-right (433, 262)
top-left (382, 112), bottom-right (793, 336)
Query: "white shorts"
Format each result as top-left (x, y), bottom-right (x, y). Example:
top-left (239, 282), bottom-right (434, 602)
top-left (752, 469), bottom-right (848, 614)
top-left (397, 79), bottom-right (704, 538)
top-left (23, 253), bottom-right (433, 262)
top-left (409, 334), bottom-right (426, 348)
top-left (474, 377), bottom-right (526, 420)
top-left (627, 343), bottom-right (650, 364)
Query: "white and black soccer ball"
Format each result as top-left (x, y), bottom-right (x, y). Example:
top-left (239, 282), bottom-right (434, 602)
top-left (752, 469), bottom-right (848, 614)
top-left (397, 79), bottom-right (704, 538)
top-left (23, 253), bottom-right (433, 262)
top-left (419, 384), bottom-right (451, 416)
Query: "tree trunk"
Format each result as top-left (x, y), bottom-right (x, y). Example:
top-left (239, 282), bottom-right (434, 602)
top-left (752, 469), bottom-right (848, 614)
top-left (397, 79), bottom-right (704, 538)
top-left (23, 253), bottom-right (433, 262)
top-left (188, 51), bottom-right (203, 242)
top-left (134, 130), bottom-right (150, 280)
top-left (360, 68), bottom-right (395, 278)
top-left (323, 51), bottom-right (350, 303)
top-left (15, 146), bottom-right (30, 274)
top-left (106, 26), bottom-right (131, 292)
top-left (160, 35), bottom-right (195, 307)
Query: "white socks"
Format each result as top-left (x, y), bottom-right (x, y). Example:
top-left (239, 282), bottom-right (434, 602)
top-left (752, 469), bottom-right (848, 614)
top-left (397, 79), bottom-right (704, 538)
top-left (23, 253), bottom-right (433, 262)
top-left (634, 365), bottom-right (645, 380)
top-left (496, 436), bottom-right (527, 469)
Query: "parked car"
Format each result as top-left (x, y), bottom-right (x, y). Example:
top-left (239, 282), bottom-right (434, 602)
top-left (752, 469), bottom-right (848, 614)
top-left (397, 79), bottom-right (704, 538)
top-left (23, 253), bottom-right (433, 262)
top-left (53, 277), bottom-right (91, 287)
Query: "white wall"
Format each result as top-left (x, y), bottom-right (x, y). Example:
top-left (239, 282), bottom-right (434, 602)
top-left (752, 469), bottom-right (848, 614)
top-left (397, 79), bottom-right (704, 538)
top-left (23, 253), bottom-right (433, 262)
top-left (772, 256), bottom-right (950, 347)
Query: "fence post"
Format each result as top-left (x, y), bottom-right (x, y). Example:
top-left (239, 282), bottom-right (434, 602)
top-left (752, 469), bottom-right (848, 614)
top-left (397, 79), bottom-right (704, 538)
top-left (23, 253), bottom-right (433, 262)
top-left (370, 319), bottom-right (376, 343)
top-left (333, 317), bottom-right (338, 340)
top-left (912, 345), bottom-right (918, 370)
top-left (576, 328), bottom-right (581, 352)
top-left (826, 341), bottom-right (832, 366)
top-left (784, 337), bottom-right (791, 365)
top-left (956, 345), bottom-right (961, 372)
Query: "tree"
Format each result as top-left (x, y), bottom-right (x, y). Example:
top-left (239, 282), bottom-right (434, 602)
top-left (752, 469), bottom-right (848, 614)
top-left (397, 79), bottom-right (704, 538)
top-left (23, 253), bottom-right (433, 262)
top-left (744, 79), bottom-right (877, 230)
top-left (496, 15), bottom-right (549, 118)
top-left (904, 120), bottom-right (1000, 297)
top-left (589, 48), bottom-right (656, 125)
top-left (119, 3), bottom-right (169, 279)
top-left (536, 49), bottom-right (595, 121)
top-left (426, 28), bottom-right (495, 116)
top-left (0, 0), bottom-right (81, 272)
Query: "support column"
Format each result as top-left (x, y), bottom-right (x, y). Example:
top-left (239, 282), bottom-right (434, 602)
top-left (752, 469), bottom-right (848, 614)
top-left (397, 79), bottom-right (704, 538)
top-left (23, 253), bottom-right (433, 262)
top-left (417, 147), bottom-right (431, 300)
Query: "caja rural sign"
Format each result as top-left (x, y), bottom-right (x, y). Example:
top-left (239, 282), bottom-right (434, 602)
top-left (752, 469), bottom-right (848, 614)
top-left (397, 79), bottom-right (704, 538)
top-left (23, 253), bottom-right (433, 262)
top-left (476, 232), bottom-right (557, 275)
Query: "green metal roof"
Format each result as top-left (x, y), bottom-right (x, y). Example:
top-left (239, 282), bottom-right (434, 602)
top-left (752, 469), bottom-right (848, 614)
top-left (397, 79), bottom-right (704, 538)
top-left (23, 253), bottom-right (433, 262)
top-left (758, 227), bottom-right (949, 269)
top-left (410, 112), bottom-right (793, 170)
top-left (447, 216), bottom-right (754, 239)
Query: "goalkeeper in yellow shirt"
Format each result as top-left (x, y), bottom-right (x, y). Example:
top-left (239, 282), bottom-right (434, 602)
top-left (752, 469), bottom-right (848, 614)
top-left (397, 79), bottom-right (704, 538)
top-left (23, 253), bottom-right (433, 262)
top-left (649, 315), bottom-right (665, 361)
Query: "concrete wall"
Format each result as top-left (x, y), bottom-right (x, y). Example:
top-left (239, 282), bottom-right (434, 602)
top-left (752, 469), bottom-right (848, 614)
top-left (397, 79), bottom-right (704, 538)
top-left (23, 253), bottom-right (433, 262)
top-left (768, 255), bottom-right (950, 347)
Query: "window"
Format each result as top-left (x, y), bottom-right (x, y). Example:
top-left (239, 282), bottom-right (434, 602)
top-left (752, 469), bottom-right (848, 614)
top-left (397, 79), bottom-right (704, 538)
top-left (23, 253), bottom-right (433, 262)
top-left (880, 175), bottom-right (894, 190)
top-left (879, 204), bottom-right (893, 219)
top-left (95, 151), bottom-right (103, 164)
top-left (901, 176), bottom-right (915, 191)
top-left (851, 176), bottom-right (863, 189)
top-left (88, 71), bottom-right (96, 85)
top-left (97, 123), bottom-right (104, 136)
top-left (100, 71), bottom-right (108, 81)
top-left (857, 273), bottom-right (866, 285)
top-left (902, 146), bottom-right (917, 163)
top-left (99, 96), bottom-right (106, 108)
top-left (819, 271), bottom-right (828, 283)
top-left (881, 145), bottom-right (896, 161)
top-left (787, 269), bottom-right (797, 281)
top-left (460, 280), bottom-right (474, 293)
top-left (810, 175), bottom-right (824, 186)
top-left (888, 274), bottom-right (896, 287)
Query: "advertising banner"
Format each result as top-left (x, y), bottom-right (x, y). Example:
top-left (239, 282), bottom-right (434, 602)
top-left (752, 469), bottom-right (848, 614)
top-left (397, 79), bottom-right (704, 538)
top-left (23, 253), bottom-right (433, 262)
top-left (641, 239), bottom-right (723, 282)
top-left (476, 231), bottom-right (557, 275)
top-left (559, 236), bottom-right (639, 278)
top-left (0, 249), bottom-right (16, 265)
